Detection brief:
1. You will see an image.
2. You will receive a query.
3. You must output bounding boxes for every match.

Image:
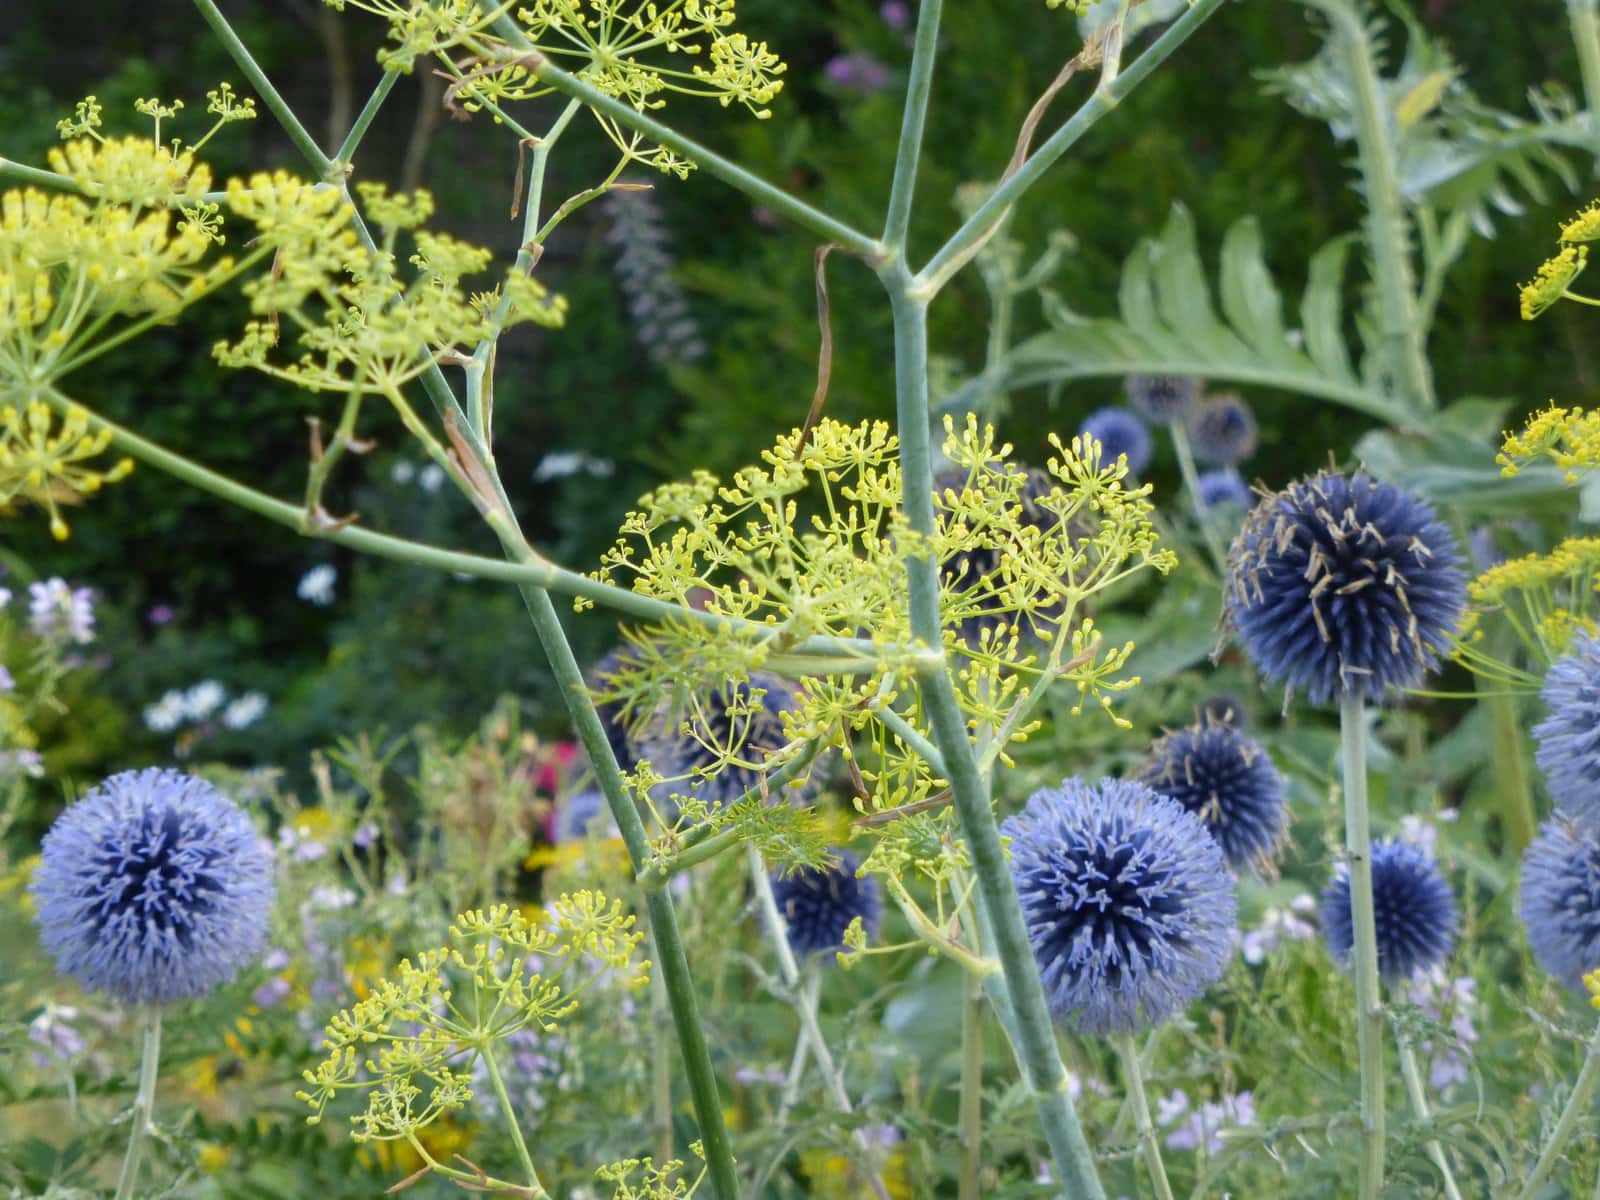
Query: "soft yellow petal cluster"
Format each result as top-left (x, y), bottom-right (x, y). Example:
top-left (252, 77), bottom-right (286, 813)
top-left (0, 401), bottom-right (133, 539)
top-left (1498, 405), bottom-right (1600, 482)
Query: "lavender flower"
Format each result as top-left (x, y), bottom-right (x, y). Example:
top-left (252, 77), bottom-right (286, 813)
top-left (0, 665), bottom-right (13, 693)
top-left (1225, 471), bottom-right (1466, 706)
top-left (1126, 374), bottom-right (1200, 424)
top-left (31, 769), bottom-right (275, 1006)
top-left (1532, 633), bottom-right (1600, 817)
top-left (1003, 778), bottom-right (1237, 1035)
top-left (1404, 968), bottom-right (1478, 1092)
top-left (1519, 813), bottom-right (1600, 994)
top-left (1078, 407), bottom-right (1153, 476)
top-left (27, 579), bottom-right (95, 644)
top-left (1188, 393), bottom-right (1258, 466)
top-left (1164, 1090), bottom-right (1256, 1153)
top-left (824, 52), bottom-right (892, 91)
top-left (28, 1004), bottom-right (86, 1069)
top-left (1240, 894), bottom-right (1317, 964)
top-left (1134, 718), bottom-right (1287, 869)
top-left (1322, 839), bottom-right (1456, 981)
top-left (769, 853), bottom-right (880, 960)
top-left (603, 183), bottom-right (707, 366)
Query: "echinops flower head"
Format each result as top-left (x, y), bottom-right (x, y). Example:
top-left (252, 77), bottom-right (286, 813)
top-left (1126, 374), bottom-right (1201, 424)
top-left (1134, 718), bottom-right (1286, 869)
top-left (770, 853), bottom-right (880, 960)
top-left (31, 768), bottom-right (275, 1006)
top-left (1003, 778), bottom-right (1237, 1035)
top-left (1532, 633), bottom-right (1600, 817)
top-left (1188, 393), bottom-right (1258, 466)
top-left (1195, 469), bottom-right (1253, 515)
top-left (1519, 813), bottom-right (1600, 994)
top-left (1225, 471), bottom-right (1466, 706)
top-left (1322, 839), bottom-right (1456, 981)
top-left (1078, 407), bottom-right (1153, 476)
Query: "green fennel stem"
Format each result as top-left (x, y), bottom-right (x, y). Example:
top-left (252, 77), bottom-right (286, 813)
top-left (480, 1044), bottom-right (548, 1196)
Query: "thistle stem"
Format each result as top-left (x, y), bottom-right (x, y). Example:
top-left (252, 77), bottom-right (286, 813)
top-left (1519, 1015), bottom-right (1600, 1200)
top-left (1114, 1031), bottom-right (1174, 1200)
top-left (480, 1044), bottom-right (547, 1196)
top-left (112, 1009), bottom-right (163, 1200)
top-left (1340, 692), bottom-right (1386, 1199)
top-left (1167, 419), bottom-right (1227, 579)
top-left (1392, 1019), bottom-right (1463, 1200)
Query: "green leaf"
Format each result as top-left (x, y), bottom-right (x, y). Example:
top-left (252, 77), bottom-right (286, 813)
top-left (1353, 423), bottom-right (1571, 511)
top-left (1000, 205), bottom-right (1403, 422)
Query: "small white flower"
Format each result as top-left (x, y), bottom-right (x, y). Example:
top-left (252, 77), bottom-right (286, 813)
top-left (0, 666), bottom-right (13, 693)
top-left (418, 463), bottom-right (446, 494)
top-left (0, 587), bottom-right (11, 610)
top-left (143, 690), bottom-right (187, 733)
top-left (297, 564), bottom-right (338, 606)
top-left (27, 579), bottom-right (95, 644)
top-left (182, 680), bottom-right (226, 721)
top-left (221, 691), bottom-right (268, 730)
top-left (390, 460), bottom-right (417, 484)
top-left (0, 749), bottom-right (45, 778)
top-left (306, 884), bottom-right (357, 910)
top-left (532, 451), bottom-right (617, 482)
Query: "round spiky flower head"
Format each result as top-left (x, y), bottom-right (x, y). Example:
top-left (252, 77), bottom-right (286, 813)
top-left (589, 647), bottom-right (644, 773)
top-left (1532, 633), bottom-right (1600, 818)
top-left (1195, 469), bottom-right (1252, 516)
top-left (1126, 374), bottom-right (1201, 424)
top-left (1078, 407), bottom-right (1152, 476)
top-left (1225, 471), bottom-right (1466, 706)
top-left (1188, 394), bottom-right (1258, 467)
top-left (770, 853), bottom-right (880, 961)
top-left (1519, 813), bottom-right (1600, 994)
top-left (1322, 840), bottom-right (1456, 982)
top-left (1003, 778), bottom-right (1237, 1035)
top-left (1134, 718), bottom-right (1286, 869)
top-left (643, 670), bottom-right (812, 810)
top-left (30, 768), bottom-right (274, 1006)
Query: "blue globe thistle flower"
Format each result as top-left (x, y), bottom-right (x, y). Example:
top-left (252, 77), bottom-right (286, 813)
top-left (553, 788), bottom-right (613, 843)
top-left (643, 671), bottom-right (812, 810)
top-left (1322, 839), bottom-right (1456, 982)
top-left (1126, 374), bottom-right (1201, 424)
top-left (1198, 691), bottom-right (1249, 729)
top-left (1134, 719), bottom-right (1286, 869)
top-left (1188, 394), bottom-right (1258, 466)
top-left (1195, 470), bottom-right (1253, 515)
top-left (1078, 407), bottom-right (1153, 476)
top-left (589, 648), bottom-right (643, 773)
top-left (30, 769), bottom-right (275, 1006)
top-left (1532, 633), bottom-right (1600, 818)
top-left (1002, 778), bottom-right (1237, 1035)
top-left (1519, 814), bottom-right (1600, 994)
top-left (1224, 471), bottom-right (1466, 706)
top-left (769, 853), bottom-right (880, 960)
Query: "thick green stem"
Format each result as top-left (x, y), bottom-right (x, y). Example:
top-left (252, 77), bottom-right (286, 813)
top-left (882, 0), bottom-right (945, 251)
top-left (1168, 420), bottom-right (1227, 580)
top-left (1482, 667), bottom-right (1536, 854)
top-left (113, 1010), bottom-right (163, 1200)
top-left (515, 583), bottom-right (740, 1200)
top-left (1114, 1031), bottom-right (1174, 1200)
top-left (1329, 0), bottom-right (1435, 413)
top-left (1520, 1016), bottom-right (1600, 1200)
top-left (480, 1044), bottom-right (547, 1195)
top-left (1393, 1020), bottom-right (1463, 1200)
top-left (1569, 0), bottom-right (1600, 170)
top-left (333, 70), bottom-right (402, 167)
top-left (1340, 693), bottom-right (1386, 1200)
top-left (886, 276), bottom-right (1104, 1198)
top-left (917, 0), bottom-right (1226, 293)
top-left (648, 930), bottom-right (675, 1168)
top-left (958, 967), bottom-right (986, 1200)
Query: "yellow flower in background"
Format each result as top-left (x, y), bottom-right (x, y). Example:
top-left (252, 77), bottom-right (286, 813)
top-left (197, 1143), bottom-right (232, 1173)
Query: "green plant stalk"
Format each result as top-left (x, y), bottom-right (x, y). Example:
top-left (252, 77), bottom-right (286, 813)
top-left (1520, 1015), bottom-right (1600, 1200)
top-left (1167, 419), bottom-right (1228, 580)
top-left (1482, 664), bottom-right (1536, 854)
top-left (514, 582), bottom-right (740, 1200)
top-left (648, 932), bottom-right (675, 1167)
top-left (1569, 0), bottom-right (1600, 170)
top-left (916, 0), bottom-right (1226, 293)
top-left (332, 69), bottom-right (402, 168)
top-left (959, 966), bottom-right (985, 1200)
top-left (1330, 0), bottom-right (1435, 413)
top-left (480, 1043), bottom-right (548, 1196)
top-left (882, 0), bottom-right (944, 251)
top-left (1392, 1020), bottom-right (1463, 1200)
top-left (887, 277), bottom-right (1104, 1199)
top-left (112, 1009), bottom-right (162, 1200)
top-left (1114, 1031), bottom-right (1174, 1200)
top-left (1340, 692), bottom-right (1386, 1200)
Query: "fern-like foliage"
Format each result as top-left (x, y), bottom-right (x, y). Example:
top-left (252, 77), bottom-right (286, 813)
top-left (999, 205), bottom-right (1399, 421)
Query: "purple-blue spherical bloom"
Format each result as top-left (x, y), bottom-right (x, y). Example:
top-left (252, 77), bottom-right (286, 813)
top-left (589, 648), bottom-right (643, 773)
top-left (1322, 839), bottom-right (1456, 982)
top-left (1079, 407), bottom-right (1153, 476)
top-left (1003, 778), bottom-right (1237, 1035)
top-left (1134, 719), bottom-right (1286, 869)
top-left (1195, 470), bottom-right (1253, 515)
top-left (31, 769), bottom-right (274, 1006)
top-left (1225, 471), bottom-right (1466, 706)
top-left (770, 853), bottom-right (880, 960)
top-left (1188, 394), bottom-right (1258, 467)
top-left (554, 789), bottom-right (612, 843)
top-left (643, 671), bottom-right (812, 810)
top-left (1126, 374), bottom-right (1201, 424)
top-left (1533, 633), bottom-right (1600, 818)
top-left (1519, 814), bottom-right (1600, 994)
